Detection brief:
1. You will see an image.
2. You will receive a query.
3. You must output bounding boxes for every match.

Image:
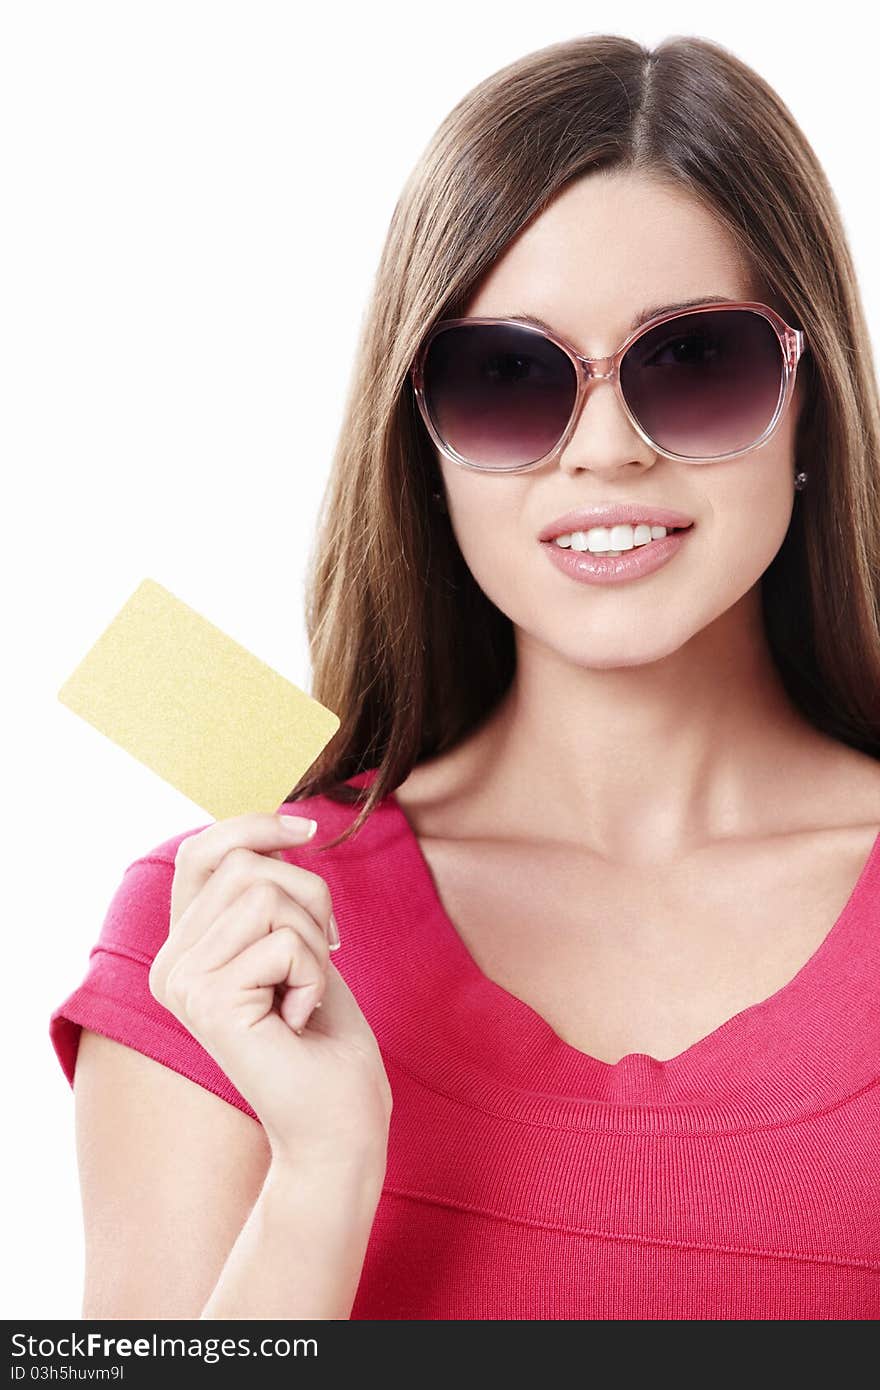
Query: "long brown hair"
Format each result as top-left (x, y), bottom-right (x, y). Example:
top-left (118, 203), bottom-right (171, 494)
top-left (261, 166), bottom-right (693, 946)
top-left (289, 32), bottom-right (880, 849)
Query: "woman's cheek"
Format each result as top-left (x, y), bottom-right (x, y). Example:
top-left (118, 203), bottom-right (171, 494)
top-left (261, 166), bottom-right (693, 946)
top-left (458, 526), bottom-right (522, 608)
top-left (692, 514), bottom-right (788, 610)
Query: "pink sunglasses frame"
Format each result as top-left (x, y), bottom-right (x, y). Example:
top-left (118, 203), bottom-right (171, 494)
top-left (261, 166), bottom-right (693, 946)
top-left (409, 300), bottom-right (808, 471)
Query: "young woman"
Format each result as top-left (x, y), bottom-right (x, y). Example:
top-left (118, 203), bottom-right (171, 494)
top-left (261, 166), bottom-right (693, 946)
top-left (51, 33), bottom-right (880, 1320)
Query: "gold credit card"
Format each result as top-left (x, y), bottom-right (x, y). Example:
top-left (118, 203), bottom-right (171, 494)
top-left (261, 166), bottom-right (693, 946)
top-left (57, 578), bottom-right (340, 820)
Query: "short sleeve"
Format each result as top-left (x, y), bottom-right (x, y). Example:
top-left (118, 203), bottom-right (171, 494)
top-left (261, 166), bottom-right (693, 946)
top-left (49, 848), bottom-right (258, 1120)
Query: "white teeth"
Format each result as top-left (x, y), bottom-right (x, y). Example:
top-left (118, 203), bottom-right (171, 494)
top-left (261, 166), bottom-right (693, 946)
top-left (554, 523), bottom-right (670, 554)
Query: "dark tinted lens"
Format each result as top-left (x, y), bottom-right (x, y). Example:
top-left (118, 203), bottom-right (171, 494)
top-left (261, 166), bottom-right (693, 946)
top-left (620, 309), bottom-right (784, 459)
top-left (422, 322), bottom-right (577, 468)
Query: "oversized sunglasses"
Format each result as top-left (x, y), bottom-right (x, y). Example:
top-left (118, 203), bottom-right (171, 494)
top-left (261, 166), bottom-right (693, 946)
top-left (409, 301), bottom-right (808, 471)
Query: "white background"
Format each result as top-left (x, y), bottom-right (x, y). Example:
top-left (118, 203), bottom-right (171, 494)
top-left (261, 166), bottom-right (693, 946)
top-left (3, 0), bottom-right (876, 1318)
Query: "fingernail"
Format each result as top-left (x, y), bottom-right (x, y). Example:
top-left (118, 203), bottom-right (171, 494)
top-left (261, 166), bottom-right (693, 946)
top-left (291, 984), bottom-right (321, 1033)
top-left (328, 912), bottom-right (341, 949)
top-left (280, 816), bottom-right (317, 839)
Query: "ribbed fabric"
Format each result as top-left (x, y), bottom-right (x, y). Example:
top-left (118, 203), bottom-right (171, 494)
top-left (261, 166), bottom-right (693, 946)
top-left (50, 767), bottom-right (880, 1319)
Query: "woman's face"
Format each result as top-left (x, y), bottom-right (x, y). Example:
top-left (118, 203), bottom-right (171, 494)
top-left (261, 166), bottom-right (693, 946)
top-left (433, 170), bottom-right (805, 669)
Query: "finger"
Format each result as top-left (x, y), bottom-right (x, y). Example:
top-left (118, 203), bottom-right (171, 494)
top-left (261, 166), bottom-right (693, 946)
top-left (222, 926), bottom-right (324, 1032)
top-left (290, 958), bottom-right (385, 1045)
top-left (171, 845), bottom-right (336, 952)
top-left (170, 812), bottom-right (318, 921)
top-left (182, 879), bottom-right (330, 976)
top-left (224, 923), bottom-right (323, 992)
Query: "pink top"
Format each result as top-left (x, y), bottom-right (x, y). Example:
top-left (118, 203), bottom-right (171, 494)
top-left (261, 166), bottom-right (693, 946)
top-left (50, 767), bottom-right (880, 1319)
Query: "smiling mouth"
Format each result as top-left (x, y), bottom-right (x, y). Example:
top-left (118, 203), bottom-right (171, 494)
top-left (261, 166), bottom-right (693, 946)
top-left (543, 522), bottom-right (695, 557)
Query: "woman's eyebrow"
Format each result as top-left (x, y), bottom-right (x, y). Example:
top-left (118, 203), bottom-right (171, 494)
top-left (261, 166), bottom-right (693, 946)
top-left (508, 295), bottom-right (738, 338)
top-left (630, 294), bottom-right (737, 329)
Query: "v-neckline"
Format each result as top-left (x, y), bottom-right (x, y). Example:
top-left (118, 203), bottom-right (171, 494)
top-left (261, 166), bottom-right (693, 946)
top-left (350, 768), bottom-right (880, 1131)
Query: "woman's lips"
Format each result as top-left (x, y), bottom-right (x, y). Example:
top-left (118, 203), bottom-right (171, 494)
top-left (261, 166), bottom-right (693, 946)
top-left (540, 526), bottom-right (694, 585)
top-left (537, 507), bottom-right (696, 541)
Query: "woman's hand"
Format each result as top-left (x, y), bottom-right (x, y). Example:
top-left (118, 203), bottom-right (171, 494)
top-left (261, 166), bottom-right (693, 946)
top-left (148, 813), bottom-right (392, 1172)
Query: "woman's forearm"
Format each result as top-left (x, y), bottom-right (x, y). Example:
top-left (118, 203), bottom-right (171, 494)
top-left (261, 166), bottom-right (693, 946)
top-left (199, 1152), bottom-right (387, 1320)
